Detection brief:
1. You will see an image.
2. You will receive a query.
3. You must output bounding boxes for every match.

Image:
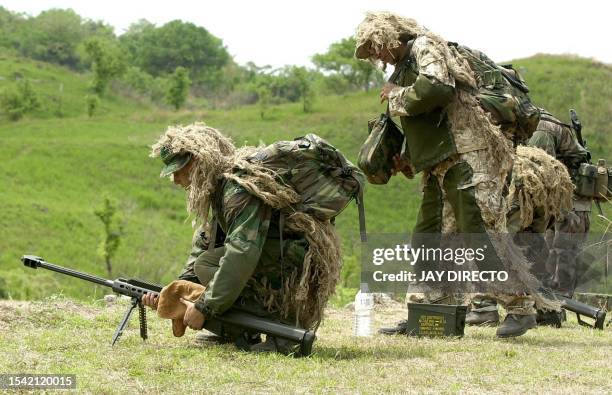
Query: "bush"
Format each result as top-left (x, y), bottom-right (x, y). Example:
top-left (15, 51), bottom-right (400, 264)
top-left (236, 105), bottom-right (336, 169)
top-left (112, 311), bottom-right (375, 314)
top-left (121, 66), bottom-right (154, 95)
top-left (0, 78), bottom-right (40, 121)
top-left (85, 94), bottom-right (100, 117)
top-left (84, 37), bottom-right (127, 95)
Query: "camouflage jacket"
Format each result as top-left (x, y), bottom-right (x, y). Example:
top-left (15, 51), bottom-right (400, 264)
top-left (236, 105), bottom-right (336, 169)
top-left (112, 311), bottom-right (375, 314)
top-left (387, 36), bottom-right (485, 172)
top-left (528, 111), bottom-right (589, 171)
top-left (181, 179), bottom-right (306, 318)
top-left (528, 111), bottom-right (591, 211)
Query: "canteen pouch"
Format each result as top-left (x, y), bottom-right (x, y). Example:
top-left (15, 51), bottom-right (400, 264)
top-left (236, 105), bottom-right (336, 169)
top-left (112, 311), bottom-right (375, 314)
top-left (595, 159), bottom-right (608, 200)
top-left (575, 163), bottom-right (597, 198)
top-left (357, 106), bottom-right (405, 185)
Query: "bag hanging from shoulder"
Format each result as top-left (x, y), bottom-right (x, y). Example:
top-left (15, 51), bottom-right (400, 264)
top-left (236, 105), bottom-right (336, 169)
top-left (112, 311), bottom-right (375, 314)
top-left (357, 104), bottom-right (405, 185)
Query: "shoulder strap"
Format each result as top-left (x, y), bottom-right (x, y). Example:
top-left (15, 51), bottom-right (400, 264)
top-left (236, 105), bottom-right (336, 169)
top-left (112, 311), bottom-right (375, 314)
top-left (207, 178), bottom-right (227, 251)
top-left (357, 186), bottom-right (367, 242)
top-left (278, 211), bottom-right (285, 296)
top-left (539, 114), bottom-right (572, 129)
top-left (207, 218), bottom-right (218, 252)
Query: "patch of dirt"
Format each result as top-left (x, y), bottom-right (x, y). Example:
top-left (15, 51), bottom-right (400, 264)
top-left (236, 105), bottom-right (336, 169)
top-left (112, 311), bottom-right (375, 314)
top-left (0, 298), bottom-right (101, 329)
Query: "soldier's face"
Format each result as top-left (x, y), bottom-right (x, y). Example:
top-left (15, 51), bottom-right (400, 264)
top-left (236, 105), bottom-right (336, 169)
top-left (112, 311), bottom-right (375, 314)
top-left (370, 43), bottom-right (405, 65)
top-left (172, 160), bottom-right (193, 189)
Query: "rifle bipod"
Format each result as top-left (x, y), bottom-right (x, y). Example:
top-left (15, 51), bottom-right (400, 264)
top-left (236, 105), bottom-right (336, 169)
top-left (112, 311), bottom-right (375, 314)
top-left (111, 298), bottom-right (148, 346)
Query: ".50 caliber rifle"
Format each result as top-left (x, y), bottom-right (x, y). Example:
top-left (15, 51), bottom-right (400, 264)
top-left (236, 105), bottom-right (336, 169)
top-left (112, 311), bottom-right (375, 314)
top-left (21, 255), bottom-right (315, 356)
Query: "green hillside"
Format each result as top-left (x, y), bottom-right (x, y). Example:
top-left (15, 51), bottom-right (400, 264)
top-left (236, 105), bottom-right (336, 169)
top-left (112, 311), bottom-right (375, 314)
top-left (0, 54), bottom-right (610, 301)
top-left (0, 55), bottom-right (150, 119)
top-left (512, 54), bottom-right (611, 161)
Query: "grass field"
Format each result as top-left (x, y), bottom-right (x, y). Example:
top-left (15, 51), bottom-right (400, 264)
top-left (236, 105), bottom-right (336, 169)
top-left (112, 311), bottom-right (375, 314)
top-left (0, 297), bottom-right (610, 394)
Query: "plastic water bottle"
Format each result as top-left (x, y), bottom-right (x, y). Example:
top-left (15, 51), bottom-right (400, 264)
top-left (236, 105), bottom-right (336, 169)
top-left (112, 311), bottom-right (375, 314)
top-left (353, 283), bottom-right (374, 336)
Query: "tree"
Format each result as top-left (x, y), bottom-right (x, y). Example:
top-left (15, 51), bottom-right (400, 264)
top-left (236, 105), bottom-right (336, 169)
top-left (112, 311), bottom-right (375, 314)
top-left (21, 9), bottom-right (85, 68)
top-left (94, 198), bottom-right (124, 278)
top-left (83, 37), bottom-right (127, 95)
top-left (166, 67), bottom-right (191, 110)
top-left (257, 85), bottom-right (271, 119)
top-left (85, 94), bottom-right (100, 117)
top-left (313, 36), bottom-right (383, 92)
top-left (120, 20), bottom-right (229, 85)
top-left (289, 66), bottom-right (315, 113)
top-left (0, 6), bottom-right (26, 50)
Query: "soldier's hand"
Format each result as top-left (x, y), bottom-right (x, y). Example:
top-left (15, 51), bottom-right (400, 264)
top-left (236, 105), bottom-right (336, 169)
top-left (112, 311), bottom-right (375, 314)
top-left (380, 83), bottom-right (398, 103)
top-left (142, 293), bottom-right (158, 310)
top-left (180, 298), bottom-right (205, 330)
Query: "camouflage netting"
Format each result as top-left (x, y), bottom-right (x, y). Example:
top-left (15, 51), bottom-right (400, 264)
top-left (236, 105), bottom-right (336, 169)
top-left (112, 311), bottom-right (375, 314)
top-left (509, 146), bottom-right (575, 230)
top-left (446, 89), bottom-right (515, 191)
top-left (150, 123), bottom-right (342, 329)
top-left (355, 11), bottom-right (477, 88)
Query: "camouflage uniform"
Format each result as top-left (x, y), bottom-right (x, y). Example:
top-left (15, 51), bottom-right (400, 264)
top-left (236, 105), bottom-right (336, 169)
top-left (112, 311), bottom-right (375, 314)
top-left (527, 110), bottom-right (591, 297)
top-left (178, 178), bottom-right (307, 326)
top-left (388, 37), bottom-right (534, 315)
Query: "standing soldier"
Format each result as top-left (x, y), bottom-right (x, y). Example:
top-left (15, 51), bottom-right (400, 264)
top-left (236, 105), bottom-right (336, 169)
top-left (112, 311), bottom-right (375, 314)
top-left (354, 12), bottom-right (556, 337)
top-left (467, 109), bottom-right (592, 326)
top-left (529, 109), bottom-right (592, 297)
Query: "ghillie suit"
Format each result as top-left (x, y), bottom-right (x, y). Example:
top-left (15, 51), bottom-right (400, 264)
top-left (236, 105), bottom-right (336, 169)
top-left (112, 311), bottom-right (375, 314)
top-left (355, 12), bottom-right (558, 312)
top-left (506, 146), bottom-right (575, 292)
top-left (355, 11), bottom-right (514, 222)
top-left (508, 146), bottom-right (574, 231)
top-left (151, 123), bottom-right (343, 329)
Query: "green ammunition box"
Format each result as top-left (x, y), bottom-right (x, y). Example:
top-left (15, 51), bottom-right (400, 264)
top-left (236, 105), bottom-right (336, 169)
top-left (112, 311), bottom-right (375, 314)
top-left (405, 303), bottom-right (467, 337)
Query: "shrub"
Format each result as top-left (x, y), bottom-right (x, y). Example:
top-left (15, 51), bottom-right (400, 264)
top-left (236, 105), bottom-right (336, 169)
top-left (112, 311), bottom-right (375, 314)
top-left (85, 94), bottom-right (100, 117)
top-left (0, 78), bottom-right (40, 121)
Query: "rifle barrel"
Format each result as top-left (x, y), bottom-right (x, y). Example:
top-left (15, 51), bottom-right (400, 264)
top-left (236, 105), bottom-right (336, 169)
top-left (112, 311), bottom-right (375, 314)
top-left (21, 255), bottom-right (114, 288)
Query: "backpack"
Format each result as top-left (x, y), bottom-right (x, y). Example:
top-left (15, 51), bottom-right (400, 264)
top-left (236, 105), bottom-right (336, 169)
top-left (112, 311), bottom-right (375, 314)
top-left (249, 133), bottom-right (368, 241)
top-left (454, 44), bottom-right (540, 144)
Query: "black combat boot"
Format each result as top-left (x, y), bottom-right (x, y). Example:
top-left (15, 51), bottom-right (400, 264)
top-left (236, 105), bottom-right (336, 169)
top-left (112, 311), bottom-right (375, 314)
top-left (196, 331), bottom-right (261, 346)
top-left (496, 314), bottom-right (537, 338)
top-left (465, 308), bottom-right (500, 326)
top-left (466, 300), bottom-right (500, 326)
top-left (378, 319), bottom-right (410, 335)
top-left (195, 332), bottom-right (231, 345)
top-left (250, 336), bottom-right (300, 355)
top-left (536, 309), bottom-right (563, 328)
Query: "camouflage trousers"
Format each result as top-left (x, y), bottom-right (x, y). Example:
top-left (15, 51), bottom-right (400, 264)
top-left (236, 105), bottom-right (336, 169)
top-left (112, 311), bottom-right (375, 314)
top-left (411, 150), bottom-right (535, 315)
top-left (506, 201), bottom-right (552, 277)
top-left (544, 210), bottom-right (591, 297)
top-left (193, 240), bottom-right (305, 323)
top-left (192, 246), bottom-right (280, 342)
